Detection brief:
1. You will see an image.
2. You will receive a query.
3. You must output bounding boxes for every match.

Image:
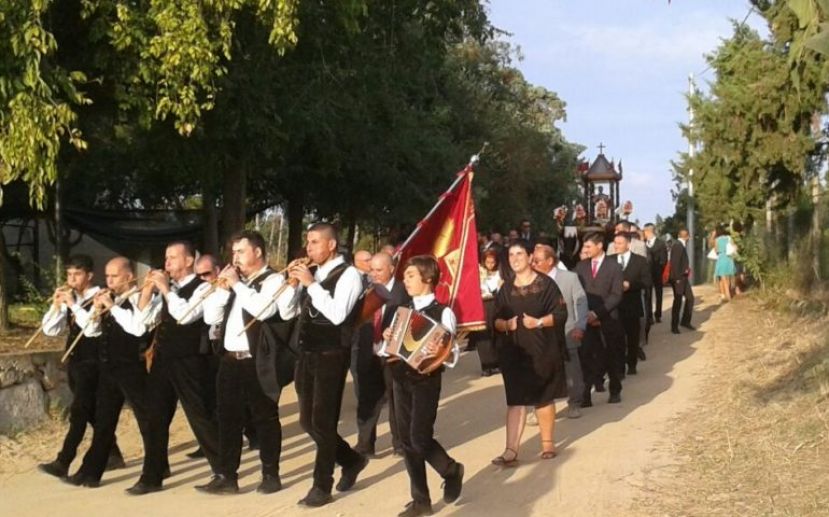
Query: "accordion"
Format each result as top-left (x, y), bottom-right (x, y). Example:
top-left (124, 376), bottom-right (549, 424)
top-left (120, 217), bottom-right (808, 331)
top-left (385, 306), bottom-right (453, 375)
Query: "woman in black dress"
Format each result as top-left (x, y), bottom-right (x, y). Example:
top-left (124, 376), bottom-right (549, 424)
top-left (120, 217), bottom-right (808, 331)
top-left (493, 240), bottom-right (568, 465)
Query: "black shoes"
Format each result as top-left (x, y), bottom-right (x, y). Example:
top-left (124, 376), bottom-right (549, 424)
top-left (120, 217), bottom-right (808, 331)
top-left (257, 474), bottom-right (282, 494)
top-left (38, 459), bottom-right (68, 478)
top-left (163, 466), bottom-right (172, 479)
top-left (594, 382), bottom-right (606, 393)
top-left (195, 474), bottom-right (239, 495)
top-left (186, 447), bottom-right (205, 459)
top-left (336, 454), bottom-right (368, 492)
top-left (63, 471), bottom-right (100, 488)
top-left (354, 444), bottom-right (376, 457)
top-left (671, 328), bottom-right (680, 334)
top-left (627, 365), bottom-right (638, 375)
top-left (298, 486), bottom-right (333, 507)
top-left (681, 323), bottom-right (696, 331)
top-left (393, 447), bottom-right (405, 457)
top-left (125, 479), bottom-right (163, 496)
top-left (442, 462), bottom-right (464, 504)
top-left (398, 500), bottom-right (433, 517)
top-left (638, 348), bottom-right (647, 361)
top-left (608, 393), bottom-right (622, 404)
top-left (106, 453), bottom-right (127, 471)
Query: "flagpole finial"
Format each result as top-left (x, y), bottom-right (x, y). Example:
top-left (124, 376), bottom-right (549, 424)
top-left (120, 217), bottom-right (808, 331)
top-left (468, 142), bottom-right (489, 168)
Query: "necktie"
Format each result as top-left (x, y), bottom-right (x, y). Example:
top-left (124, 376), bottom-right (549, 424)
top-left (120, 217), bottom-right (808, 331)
top-left (619, 255), bottom-right (626, 270)
top-left (591, 260), bottom-right (598, 278)
top-left (373, 307), bottom-right (383, 343)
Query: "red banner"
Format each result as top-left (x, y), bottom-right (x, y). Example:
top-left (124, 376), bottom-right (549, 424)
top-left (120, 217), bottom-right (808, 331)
top-left (395, 165), bottom-right (485, 331)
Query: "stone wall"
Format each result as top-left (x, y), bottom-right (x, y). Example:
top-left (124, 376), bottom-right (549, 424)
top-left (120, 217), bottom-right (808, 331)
top-left (0, 351), bottom-right (72, 435)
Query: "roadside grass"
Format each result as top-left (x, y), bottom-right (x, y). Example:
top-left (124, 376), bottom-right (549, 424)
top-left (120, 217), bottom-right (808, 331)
top-left (646, 291), bottom-right (829, 516)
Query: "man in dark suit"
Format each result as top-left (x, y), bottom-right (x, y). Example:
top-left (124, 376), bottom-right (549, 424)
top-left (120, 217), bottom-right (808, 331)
top-left (669, 229), bottom-right (695, 334)
top-left (611, 233), bottom-right (652, 375)
top-left (574, 232), bottom-right (625, 405)
top-left (644, 223), bottom-right (667, 323)
top-left (354, 251), bottom-right (411, 456)
top-left (518, 219), bottom-right (535, 245)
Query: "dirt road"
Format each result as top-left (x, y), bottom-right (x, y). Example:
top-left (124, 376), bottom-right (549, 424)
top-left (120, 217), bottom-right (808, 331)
top-left (1, 286), bottom-right (722, 516)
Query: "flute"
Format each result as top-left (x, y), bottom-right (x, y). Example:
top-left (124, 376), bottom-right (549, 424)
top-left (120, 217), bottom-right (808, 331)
top-left (236, 257), bottom-right (311, 336)
top-left (25, 283), bottom-right (111, 349)
top-left (60, 278), bottom-right (144, 363)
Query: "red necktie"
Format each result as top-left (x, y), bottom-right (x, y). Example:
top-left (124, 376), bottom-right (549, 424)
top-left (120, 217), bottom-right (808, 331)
top-left (591, 260), bottom-right (598, 278)
top-left (373, 308), bottom-right (383, 343)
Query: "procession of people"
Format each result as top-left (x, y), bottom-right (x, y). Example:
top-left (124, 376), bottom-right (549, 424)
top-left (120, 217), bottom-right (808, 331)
top-left (34, 213), bottom-right (696, 516)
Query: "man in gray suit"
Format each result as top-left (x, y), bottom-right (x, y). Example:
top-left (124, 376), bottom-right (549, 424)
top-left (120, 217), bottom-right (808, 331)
top-left (532, 245), bottom-right (588, 418)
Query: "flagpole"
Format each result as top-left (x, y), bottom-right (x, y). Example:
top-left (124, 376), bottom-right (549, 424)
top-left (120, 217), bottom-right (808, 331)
top-left (393, 143), bottom-right (488, 261)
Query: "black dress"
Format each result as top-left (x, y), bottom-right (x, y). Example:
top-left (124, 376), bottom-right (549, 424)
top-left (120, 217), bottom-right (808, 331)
top-left (495, 274), bottom-right (568, 406)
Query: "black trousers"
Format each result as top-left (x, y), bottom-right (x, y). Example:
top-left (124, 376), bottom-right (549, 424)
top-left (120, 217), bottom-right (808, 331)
top-left (77, 361), bottom-right (164, 483)
top-left (579, 322), bottom-right (624, 396)
top-left (57, 359), bottom-right (122, 467)
top-left (354, 333), bottom-right (388, 452)
top-left (295, 347), bottom-right (362, 493)
top-left (651, 270), bottom-right (664, 320)
top-left (620, 313), bottom-right (642, 370)
top-left (392, 363), bottom-right (456, 505)
top-left (216, 356), bottom-right (281, 479)
top-left (148, 352), bottom-right (220, 476)
top-left (671, 278), bottom-right (695, 330)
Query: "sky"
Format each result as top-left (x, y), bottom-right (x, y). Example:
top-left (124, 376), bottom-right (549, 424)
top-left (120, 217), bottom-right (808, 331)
top-left (486, 0), bottom-right (768, 224)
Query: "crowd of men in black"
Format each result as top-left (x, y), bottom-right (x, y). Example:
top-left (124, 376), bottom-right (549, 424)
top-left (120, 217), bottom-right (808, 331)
top-left (32, 218), bottom-right (695, 517)
top-left (35, 224), bottom-right (462, 517)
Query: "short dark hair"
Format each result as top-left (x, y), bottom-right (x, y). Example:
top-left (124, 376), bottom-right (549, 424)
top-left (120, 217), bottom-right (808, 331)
top-left (617, 220), bottom-right (632, 232)
top-left (230, 230), bottom-right (268, 260)
top-left (307, 222), bottom-right (339, 247)
top-left (644, 223), bottom-right (655, 230)
top-left (614, 232), bottom-right (631, 242)
top-left (66, 254), bottom-right (93, 273)
top-left (167, 240), bottom-right (196, 258)
top-left (404, 255), bottom-right (440, 286)
top-left (583, 232), bottom-right (604, 246)
top-left (509, 239), bottom-right (533, 255)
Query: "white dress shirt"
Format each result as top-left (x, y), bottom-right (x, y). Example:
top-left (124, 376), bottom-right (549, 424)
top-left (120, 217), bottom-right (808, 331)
top-left (203, 266), bottom-right (298, 352)
top-left (617, 250), bottom-right (632, 270)
top-left (142, 273), bottom-right (212, 327)
top-left (86, 291), bottom-right (149, 338)
top-left (41, 286), bottom-right (100, 338)
top-left (304, 255), bottom-right (363, 325)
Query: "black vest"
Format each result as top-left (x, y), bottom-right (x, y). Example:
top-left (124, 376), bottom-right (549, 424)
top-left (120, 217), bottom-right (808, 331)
top-left (66, 311), bottom-right (104, 363)
top-left (155, 277), bottom-right (208, 358)
top-left (100, 298), bottom-right (149, 364)
top-left (295, 262), bottom-right (360, 352)
top-left (220, 269), bottom-right (297, 398)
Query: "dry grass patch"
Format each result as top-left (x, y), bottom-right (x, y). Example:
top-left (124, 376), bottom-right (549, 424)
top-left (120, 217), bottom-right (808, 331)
top-left (644, 294), bottom-right (829, 516)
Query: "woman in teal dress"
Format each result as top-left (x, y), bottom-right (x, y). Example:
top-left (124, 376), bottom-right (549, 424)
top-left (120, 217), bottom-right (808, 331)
top-left (714, 226), bottom-right (736, 302)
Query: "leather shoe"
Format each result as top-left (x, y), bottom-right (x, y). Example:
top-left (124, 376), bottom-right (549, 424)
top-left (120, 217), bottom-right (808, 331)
top-left (671, 328), bottom-right (680, 335)
top-left (442, 462), bottom-right (463, 503)
top-left (567, 406), bottom-right (582, 419)
top-left (627, 365), bottom-right (637, 375)
top-left (257, 474), bottom-right (282, 494)
top-left (125, 480), bottom-right (163, 496)
top-left (608, 393), bottom-right (622, 404)
top-left (195, 474), bottom-right (239, 494)
top-left (398, 500), bottom-right (433, 517)
top-left (106, 454), bottom-right (126, 471)
top-left (336, 454), bottom-right (368, 492)
top-left (681, 323), bottom-right (696, 331)
top-left (354, 444), bottom-right (376, 457)
top-left (298, 486), bottom-right (333, 507)
top-left (63, 471), bottom-right (100, 488)
top-left (186, 447), bottom-right (205, 459)
top-left (163, 467), bottom-right (172, 479)
top-left (38, 459), bottom-right (68, 478)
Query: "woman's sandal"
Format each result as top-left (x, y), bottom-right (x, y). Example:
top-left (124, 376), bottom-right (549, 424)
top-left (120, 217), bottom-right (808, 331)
top-left (541, 440), bottom-right (557, 460)
top-left (491, 448), bottom-right (519, 467)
